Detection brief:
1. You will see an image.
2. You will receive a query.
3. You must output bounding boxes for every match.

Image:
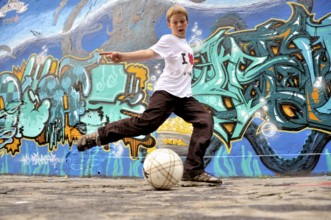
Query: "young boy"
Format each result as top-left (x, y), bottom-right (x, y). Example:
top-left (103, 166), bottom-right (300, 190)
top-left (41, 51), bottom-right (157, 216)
top-left (77, 5), bottom-right (222, 184)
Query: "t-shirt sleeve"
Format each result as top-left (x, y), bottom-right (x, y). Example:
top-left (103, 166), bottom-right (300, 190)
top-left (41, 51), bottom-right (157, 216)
top-left (149, 35), bottom-right (173, 59)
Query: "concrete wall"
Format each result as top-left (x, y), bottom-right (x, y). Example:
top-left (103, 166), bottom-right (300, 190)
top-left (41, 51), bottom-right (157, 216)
top-left (1, 0), bottom-right (331, 177)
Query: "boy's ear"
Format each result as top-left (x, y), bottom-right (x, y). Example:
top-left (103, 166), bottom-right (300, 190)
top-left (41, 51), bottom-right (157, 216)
top-left (167, 22), bottom-right (171, 29)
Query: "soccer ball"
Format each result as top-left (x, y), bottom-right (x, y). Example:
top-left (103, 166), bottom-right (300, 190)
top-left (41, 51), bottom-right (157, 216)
top-left (143, 148), bottom-right (184, 190)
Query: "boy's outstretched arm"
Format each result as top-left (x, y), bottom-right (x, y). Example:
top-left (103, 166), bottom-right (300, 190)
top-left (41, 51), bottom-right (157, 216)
top-left (100, 49), bottom-right (157, 63)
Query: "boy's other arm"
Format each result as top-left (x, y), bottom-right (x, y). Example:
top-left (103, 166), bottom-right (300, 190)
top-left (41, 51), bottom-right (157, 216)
top-left (100, 49), bottom-right (157, 63)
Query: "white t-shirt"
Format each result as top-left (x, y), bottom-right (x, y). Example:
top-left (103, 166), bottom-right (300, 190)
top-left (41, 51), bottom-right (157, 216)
top-left (150, 34), bottom-right (194, 98)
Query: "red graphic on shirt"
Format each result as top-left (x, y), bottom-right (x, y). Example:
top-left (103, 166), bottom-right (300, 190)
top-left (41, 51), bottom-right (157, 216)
top-left (188, 53), bottom-right (194, 65)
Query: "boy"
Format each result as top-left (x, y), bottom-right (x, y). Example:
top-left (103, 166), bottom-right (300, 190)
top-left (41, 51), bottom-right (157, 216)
top-left (77, 5), bottom-right (222, 184)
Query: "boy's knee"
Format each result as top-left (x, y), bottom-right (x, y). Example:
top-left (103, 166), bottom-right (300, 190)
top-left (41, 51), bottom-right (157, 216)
top-left (141, 122), bottom-right (161, 134)
top-left (204, 112), bottom-right (214, 126)
top-left (195, 112), bottom-right (214, 129)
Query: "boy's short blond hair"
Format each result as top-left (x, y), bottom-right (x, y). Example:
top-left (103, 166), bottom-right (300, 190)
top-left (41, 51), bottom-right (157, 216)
top-left (166, 5), bottom-right (188, 22)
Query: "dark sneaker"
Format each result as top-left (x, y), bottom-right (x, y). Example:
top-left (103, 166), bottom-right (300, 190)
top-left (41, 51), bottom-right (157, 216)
top-left (182, 172), bottom-right (223, 184)
top-left (76, 132), bottom-right (101, 152)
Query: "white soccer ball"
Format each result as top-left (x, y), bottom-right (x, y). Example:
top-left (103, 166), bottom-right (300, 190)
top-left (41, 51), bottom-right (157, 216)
top-left (143, 148), bottom-right (184, 190)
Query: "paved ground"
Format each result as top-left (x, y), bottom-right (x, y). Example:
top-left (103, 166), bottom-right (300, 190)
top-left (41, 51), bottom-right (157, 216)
top-left (0, 175), bottom-right (331, 220)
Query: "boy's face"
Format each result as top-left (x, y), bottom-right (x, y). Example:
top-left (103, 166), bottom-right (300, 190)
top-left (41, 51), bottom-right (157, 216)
top-left (168, 14), bottom-right (188, 38)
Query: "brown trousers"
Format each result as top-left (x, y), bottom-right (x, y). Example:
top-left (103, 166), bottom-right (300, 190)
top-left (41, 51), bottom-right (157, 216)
top-left (98, 90), bottom-right (214, 177)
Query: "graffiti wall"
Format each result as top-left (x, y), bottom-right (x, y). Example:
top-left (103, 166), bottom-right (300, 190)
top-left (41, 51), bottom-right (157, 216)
top-left (1, 0), bottom-right (331, 177)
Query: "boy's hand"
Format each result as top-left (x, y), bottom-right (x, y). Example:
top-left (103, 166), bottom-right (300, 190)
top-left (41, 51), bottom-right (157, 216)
top-left (99, 51), bottom-right (122, 63)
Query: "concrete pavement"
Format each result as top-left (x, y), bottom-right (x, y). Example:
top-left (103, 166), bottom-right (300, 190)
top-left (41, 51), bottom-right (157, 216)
top-left (0, 175), bottom-right (331, 220)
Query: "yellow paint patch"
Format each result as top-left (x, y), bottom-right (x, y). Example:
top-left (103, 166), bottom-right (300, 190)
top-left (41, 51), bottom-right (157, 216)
top-left (281, 104), bottom-right (296, 118)
top-left (5, 138), bottom-right (21, 156)
top-left (223, 97), bottom-right (233, 109)
top-left (306, 91), bottom-right (321, 122)
top-left (0, 96), bottom-right (4, 110)
top-left (163, 138), bottom-right (187, 146)
top-left (157, 117), bottom-right (193, 134)
top-left (311, 88), bottom-right (320, 104)
top-left (222, 123), bottom-right (235, 134)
